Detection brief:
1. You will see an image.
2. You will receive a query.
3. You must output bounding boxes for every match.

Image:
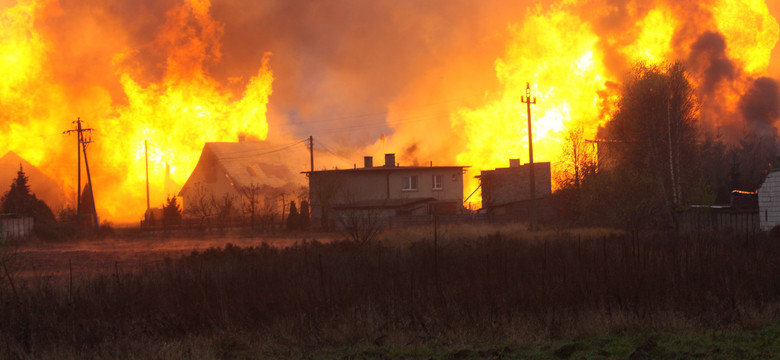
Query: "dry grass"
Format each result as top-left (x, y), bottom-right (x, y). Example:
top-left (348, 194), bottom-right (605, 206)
top-left (1, 229), bottom-right (779, 358)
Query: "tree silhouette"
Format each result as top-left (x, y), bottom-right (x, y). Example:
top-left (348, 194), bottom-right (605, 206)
top-left (162, 195), bottom-right (182, 227)
top-left (286, 200), bottom-right (299, 230)
top-left (1, 165), bottom-right (55, 224)
top-left (300, 200), bottom-right (310, 229)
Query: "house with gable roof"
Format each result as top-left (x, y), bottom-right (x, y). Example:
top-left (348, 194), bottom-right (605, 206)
top-left (178, 141), bottom-right (306, 219)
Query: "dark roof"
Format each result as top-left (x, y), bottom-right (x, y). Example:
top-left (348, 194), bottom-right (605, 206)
top-left (332, 197), bottom-right (437, 210)
top-left (304, 165), bottom-right (467, 175)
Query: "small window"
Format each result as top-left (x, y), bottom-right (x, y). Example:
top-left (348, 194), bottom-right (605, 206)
top-left (402, 175), bottom-right (418, 191)
top-left (432, 175), bottom-right (442, 190)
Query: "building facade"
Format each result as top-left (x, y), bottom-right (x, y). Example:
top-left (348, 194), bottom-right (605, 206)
top-left (478, 160), bottom-right (552, 218)
top-left (307, 154), bottom-right (466, 229)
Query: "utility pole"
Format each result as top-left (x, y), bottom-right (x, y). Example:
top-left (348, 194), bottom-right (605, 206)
top-left (63, 118), bottom-right (94, 226)
top-left (145, 140), bottom-right (150, 211)
top-left (309, 135), bottom-right (314, 173)
top-left (80, 128), bottom-right (99, 229)
top-left (521, 83), bottom-right (538, 230)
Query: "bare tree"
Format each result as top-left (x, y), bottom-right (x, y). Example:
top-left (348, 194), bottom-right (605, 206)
top-left (215, 193), bottom-right (237, 232)
top-left (238, 183), bottom-right (262, 231)
top-left (335, 190), bottom-right (384, 245)
top-left (557, 124), bottom-right (596, 190)
top-left (186, 183), bottom-right (217, 231)
top-left (261, 193), bottom-right (278, 228)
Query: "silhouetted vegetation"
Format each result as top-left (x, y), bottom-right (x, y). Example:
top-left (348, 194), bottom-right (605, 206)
top-left (1, 166), bottom-right (56, 224)
top-left (2, 230), bottom-right (780, 357)
top-left (555, 62), bottom-right (778, 231)
top-left (162, 195), bottom-right (182, 228)
top-left (286, 200), bottom-right (299, 230)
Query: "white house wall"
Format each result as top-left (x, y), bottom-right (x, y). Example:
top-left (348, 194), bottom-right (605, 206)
top-left (759, 170), bottom-right (780, 231)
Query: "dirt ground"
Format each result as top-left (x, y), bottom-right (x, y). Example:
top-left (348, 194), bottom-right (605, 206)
top-left (10, 234), bottom-right (330, 281)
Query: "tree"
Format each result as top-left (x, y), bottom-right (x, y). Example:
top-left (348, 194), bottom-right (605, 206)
top-left (238, 183), bottom-right (262, 230)
top-left (597, 61), bottom-right (700, 229)
top-left (1, 165), bottom-right (55, 224)
top-left (286, 200), bottom-right (299, 230)
top-left (162, 195), bottom-right (182, 227)
top-left (215, 193), bottom-right (237, 231)
top-left (186, 183), bottom-right (217, 231)
top-left (300, 200), bottom-right (310, 229)
top-left (558, 124), bottom-right (596, 190)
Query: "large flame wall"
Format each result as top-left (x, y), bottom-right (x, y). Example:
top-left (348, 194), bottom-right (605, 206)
top-left (0, 0), bottom-right (779, 221)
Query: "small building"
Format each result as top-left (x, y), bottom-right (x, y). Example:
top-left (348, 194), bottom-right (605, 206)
top-left (681, 190), bottom-right (759, 234)
top-left (759, 168), bottom-right (780, 231)
top-left (179, 141), bottom-right (305, 217)
top-left (0, 214), bottom-right (33, 239)
top-left (306, 154), bottom-right (466, 229)
top-left (478, 160), bottom-right (553, 220)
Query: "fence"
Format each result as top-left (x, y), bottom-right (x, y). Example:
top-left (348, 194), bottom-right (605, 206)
top-left (678, 208), bottom-right (759, 235)
top-left (0, 217), bottom-right (34, 239)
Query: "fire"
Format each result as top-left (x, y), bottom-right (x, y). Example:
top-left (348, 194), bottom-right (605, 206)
top-left (0, 0), bottom-right (272, 222)
top-left (618, 8), bottom-right (677, 64)
top-left (712, 0), bottom-right (779, 75)
top-left (452, 5), bottom-right (615, 197)
top-left (451, 0), bottom-right (779, 203)
top-left (0, 0), bottom-right (778, 222)
top-left (107, 0), bottom-right (273, 221)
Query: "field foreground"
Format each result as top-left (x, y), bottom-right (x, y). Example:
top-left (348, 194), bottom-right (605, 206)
top-left (1, 227), bottom-right (780, 358)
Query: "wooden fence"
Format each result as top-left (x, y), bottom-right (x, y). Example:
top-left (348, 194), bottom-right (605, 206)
top-left (678, 208), bottom-right (759, 235)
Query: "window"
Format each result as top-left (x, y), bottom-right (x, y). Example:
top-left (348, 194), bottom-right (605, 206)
top-left (402, 175), bottom-right (418, 191)
top-left (432, 175), bottom-right (442, 190)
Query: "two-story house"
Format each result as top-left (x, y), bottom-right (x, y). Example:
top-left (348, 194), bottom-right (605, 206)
top-left (306, 153), bottom-right (466, 229)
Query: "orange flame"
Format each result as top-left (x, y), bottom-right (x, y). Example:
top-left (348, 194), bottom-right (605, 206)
top-left (0, 0), bottom-right (273, 222)
top-left (450, 0), bottom-right (779, 204)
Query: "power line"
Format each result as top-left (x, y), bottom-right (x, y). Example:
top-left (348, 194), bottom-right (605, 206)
top-left (312, 139), bottom-right (354, 166)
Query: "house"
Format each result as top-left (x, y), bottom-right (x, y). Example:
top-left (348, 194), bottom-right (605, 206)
top-left (306, 153), bottom-right (467, 229)
top-left (758, 168), bottom-right (780, 231)
top-left (478, 160), bottom-right (553, 220)
top-left (178, 141), bottom-right (306, 219)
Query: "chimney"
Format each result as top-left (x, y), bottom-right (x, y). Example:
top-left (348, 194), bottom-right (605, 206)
top-left (364, 156), bottom-right (373, 168)
top-left (509, 159), bottom-right (520, 168)
top-left (384, 153), bottom-right (395, 167)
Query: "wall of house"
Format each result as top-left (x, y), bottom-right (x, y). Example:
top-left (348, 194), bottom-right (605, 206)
top-left (387, 168), bottom-right (463, 201)
top-left (480, 162), bottom-right (551, 208)
top-left (759, 170), bottom-right (780, 231)
top-left (179, 154), bottom-right (240, 215)
top-left (308, 167), bottom-right (464, 229)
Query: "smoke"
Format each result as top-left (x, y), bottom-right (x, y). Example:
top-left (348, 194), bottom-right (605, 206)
top-left (687, 31), bottom-right (736, 94)
top-left (1, 0), bottom-right (779, 220)
top-left (740, 77), bottom-right (780, 136)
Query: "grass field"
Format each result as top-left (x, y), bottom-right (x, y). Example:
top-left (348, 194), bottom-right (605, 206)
top-left (1, 225), bottom-right (779, 358)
